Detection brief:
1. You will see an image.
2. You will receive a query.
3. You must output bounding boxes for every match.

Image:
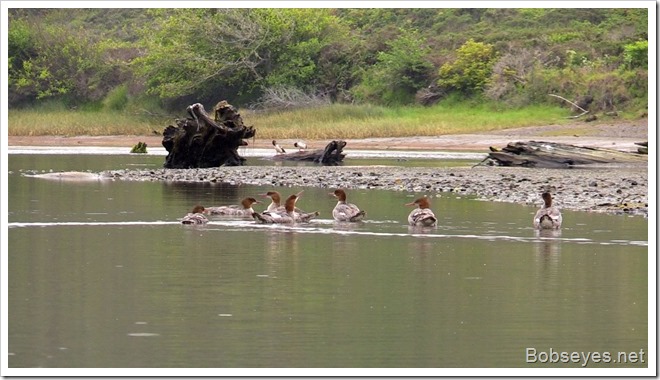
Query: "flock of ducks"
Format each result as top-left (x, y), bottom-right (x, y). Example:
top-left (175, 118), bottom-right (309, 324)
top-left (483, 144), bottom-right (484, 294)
top-left (180, 189), bottom-right (444, 227)
top-left (182, 190), bottom-right (562, 231)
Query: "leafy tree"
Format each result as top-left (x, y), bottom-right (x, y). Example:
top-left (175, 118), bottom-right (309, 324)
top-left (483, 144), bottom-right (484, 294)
top-left (136, 9), bottom-right (350, 106)
top-left (8, 13), bottom-right (132, 107)
top-left (353, 29), bottom-right (434, 105)
top-left (6, 8), bottom-right (650, 113)
top-left (437, 39), bottom-right (497, 95)
top-left (622, 40), bottom-right (648, 69)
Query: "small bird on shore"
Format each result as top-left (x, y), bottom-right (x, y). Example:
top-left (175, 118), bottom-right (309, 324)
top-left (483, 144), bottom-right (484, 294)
top-left (206, 197), bottom-right (261, 217)
top-left (331, 189), bottom-right (366, 222)
top-left (272, 140), bottom-right (286, 154)
top-left (405, 197), bottom-right (437, 227)
top-left (294, 141), bottom-right (307, 151)
top-left (181, 205), bottom-right (209, 225)
top-left (533, 192), bottom-right (562, 229)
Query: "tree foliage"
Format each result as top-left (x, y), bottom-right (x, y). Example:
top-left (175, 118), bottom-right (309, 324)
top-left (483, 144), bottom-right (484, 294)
top-left (353, 29), bottom-right (434, 104)
top-left (437, 39), bottom-right (497, 95)
top-left (7, 8), bottom-right (650, 113)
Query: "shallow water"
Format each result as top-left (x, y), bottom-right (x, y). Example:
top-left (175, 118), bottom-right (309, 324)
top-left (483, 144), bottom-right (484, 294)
top-left (7, 154), bottom-right (648, 369)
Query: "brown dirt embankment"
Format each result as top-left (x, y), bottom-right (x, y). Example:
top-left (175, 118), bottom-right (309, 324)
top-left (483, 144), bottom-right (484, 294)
top-left (7, 119), bottom-right (649, 152)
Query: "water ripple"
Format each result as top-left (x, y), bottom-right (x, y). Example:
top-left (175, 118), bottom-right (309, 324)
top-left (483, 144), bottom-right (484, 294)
top-left (8, 220), bottom-right (647, 247)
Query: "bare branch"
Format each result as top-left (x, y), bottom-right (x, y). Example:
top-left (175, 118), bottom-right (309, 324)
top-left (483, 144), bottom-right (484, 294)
top-left (548, 94), bottom-right (590, 119)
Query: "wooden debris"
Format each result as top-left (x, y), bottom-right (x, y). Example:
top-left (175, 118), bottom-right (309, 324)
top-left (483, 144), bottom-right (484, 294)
top-left (485, 141), bottom-right (647, 168)
top-left (271, 140), bottom-right (347, 165)
top-left (549, 94), bottom-right (590, 119)
top-left (635, 141), bottom-right (648, 155)
top-left (162, 101), bottom-right (256, 168)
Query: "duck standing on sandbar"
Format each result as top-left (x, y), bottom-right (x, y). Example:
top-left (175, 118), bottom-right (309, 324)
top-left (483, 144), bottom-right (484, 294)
top-left (331, 189), bottom-right (366, 222)
top-left (405, 196), bottom-right (437, 227)
top-left (181, 205), bottom-right (209, 225)
top-left (206, 197), bottom-right (261, 217)
top-left (533, 192), bottom-right (562, 229)
top-left (272, 140), bottom-right (286, 154)
top-left (294, 141), bottom-right (307, 151)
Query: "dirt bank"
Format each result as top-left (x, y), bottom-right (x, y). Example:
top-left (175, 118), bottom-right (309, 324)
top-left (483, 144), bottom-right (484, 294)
top-left (7, 119), bottom-right (649, 152)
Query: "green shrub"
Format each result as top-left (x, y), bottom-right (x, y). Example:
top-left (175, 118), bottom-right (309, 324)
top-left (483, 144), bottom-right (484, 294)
top-left (622, 40), bottom-right (648, 69)
top-left (437, 39), bottom-right (497, 95)
top-left (103, 84), bottom-right (129, 111)
top-left (352, 29), bottom-right (434, 105)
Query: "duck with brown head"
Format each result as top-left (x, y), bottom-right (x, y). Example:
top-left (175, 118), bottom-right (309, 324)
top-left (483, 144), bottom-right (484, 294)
top-left (253, 192), bottom-right (319, 224)
top-left (330, 189), bottom-right (366, 222)
top-left (206, 197), bottom-right (261, 217)
top-left (181, 205), bottom-right (209, 225)
top-left (533, 192), bottom-right (562, 229)
top-left (260, 191), bottom-right (304, 214)
top-left (405, 196), bottom-right (437, 227)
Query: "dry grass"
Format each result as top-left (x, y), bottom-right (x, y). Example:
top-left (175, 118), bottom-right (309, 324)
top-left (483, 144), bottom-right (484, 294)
top-left (9, 102), bottom-right (574, 139)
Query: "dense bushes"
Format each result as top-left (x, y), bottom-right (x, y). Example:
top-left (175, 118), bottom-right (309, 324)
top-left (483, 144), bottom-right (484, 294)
top-left (7, 8), bottom-right (649, 115)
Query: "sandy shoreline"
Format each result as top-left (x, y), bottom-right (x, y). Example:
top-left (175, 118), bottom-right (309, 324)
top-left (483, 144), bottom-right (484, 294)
top-left (7, 119), bottom-right (649, 152)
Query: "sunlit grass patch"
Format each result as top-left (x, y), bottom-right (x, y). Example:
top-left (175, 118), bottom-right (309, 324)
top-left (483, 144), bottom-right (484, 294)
top-left (10, 101), bottom-right (580, 139)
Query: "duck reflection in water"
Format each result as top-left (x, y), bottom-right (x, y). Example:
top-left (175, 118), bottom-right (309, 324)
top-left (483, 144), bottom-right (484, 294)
top-left (534, 229), bottom-right (562, 278)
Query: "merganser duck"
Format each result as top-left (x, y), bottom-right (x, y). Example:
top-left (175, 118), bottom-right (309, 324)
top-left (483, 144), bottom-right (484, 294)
top-left (261, 191), bottom-right (303, 213)
top-left (181, 205), bottom-right (209, 225)
top-left (406, 197), bottom-right (437, 227)
top-left (272, 140), bottom-right (286, 154)
top-left (206, 197), bottom-right (260, 216)
top-left (253, 193), bottom-right (319, 224)
top-left (331, 189), bottom-right (366, 222)
top-left (533, 192), bottom-right (562, 229)
top-left (294, 141), bottom-right (307, 151)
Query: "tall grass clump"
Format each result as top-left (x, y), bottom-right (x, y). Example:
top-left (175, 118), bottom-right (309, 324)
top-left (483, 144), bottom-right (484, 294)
top-left (8, 109), bottom-right (168, 136)
top-left (8, 95), bottom-right (175, 136)
top-left (102, 84), bottom-right (129, 111)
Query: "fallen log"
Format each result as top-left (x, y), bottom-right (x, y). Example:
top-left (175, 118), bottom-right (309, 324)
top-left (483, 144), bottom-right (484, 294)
top-left (271, 140), bottom-right (347, 165)
top-left (635, 141), bottom-right (648, 155)
top-left (162, 101), bottom-right (256, 168)
top-left (485, 141), bottom-right (647, 168)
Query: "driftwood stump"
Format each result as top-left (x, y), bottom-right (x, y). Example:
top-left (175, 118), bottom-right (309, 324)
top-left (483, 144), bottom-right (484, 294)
top-left (162, 101), bottom-right (256, 168)
top-left (484, 141), bottom-right (646, 168)
top-left (272, 140), bottom-right (347, 164)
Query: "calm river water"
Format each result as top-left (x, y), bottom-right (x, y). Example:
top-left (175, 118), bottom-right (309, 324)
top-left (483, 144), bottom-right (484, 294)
top-left (6, 153), bottom-right (648, 370)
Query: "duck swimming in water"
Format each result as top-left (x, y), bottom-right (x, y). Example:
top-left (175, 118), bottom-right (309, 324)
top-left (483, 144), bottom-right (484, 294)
top-left (272, 140), bottom-right (286, 154)
top-left (261, 191), bottom-right (303, 213)
top-left (181, 205), bottom-right (209, 225)
top-left (331, 189), bottom-right (366, 222)
top-left (406, 197), bottom-right (437, 227)
top-left (533, 192), bottom-right (562, 229)
top-left (253, 193), bottom-right (319, 224)
top-left (206, 197), bottom-right (260, 217)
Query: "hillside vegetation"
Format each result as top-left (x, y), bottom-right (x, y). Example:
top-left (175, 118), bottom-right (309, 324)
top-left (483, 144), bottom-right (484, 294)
top-left (7, 8), bottom-right (649, 136)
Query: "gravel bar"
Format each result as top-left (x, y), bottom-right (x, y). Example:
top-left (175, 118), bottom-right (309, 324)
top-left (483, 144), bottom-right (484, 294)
top-left (101, 164), bottom-right (648, 217)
